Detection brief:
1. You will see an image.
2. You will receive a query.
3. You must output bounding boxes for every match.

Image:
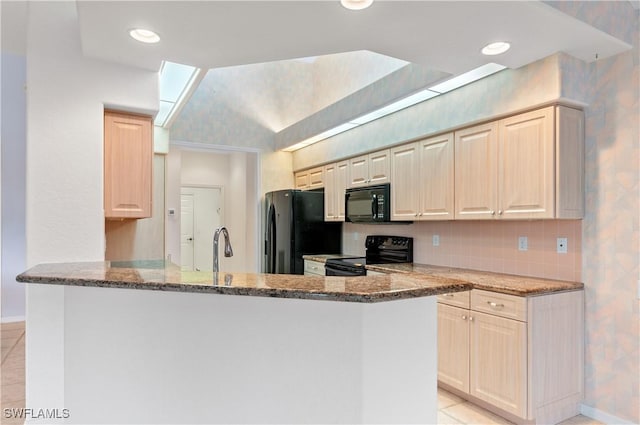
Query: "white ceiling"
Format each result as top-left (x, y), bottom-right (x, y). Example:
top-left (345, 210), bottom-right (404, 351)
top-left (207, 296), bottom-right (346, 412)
top-left (76, 1), bottom-right (631, 74)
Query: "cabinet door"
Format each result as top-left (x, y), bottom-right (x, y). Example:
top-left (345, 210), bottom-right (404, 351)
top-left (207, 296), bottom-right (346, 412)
top-left (335, 161), bottom-right (348, 221)
top-left (470, 311), bottom-right (527, 418)
top-left (419, 133), bottom-right (454, 220)
top-left (104, 111), bottom-right (152, 219)
top-left (308, 166), bottom-right (324, 189)
top-left (438, 304), bottom-right (470, 393)
top-left (294, 171), bottom-right (310, 190)
top-left (324, 163), bottom-right (337, 221)
top-left (390, 143), bottom-right (419, 220)
top-left (454, 123), bottom-right (498, 220)
top-left (368, 149), bottom-right (390, 185)
top-left (498, 107), bottom-right (554, 219)
top-left (348, 155), bottom-right (369, 188)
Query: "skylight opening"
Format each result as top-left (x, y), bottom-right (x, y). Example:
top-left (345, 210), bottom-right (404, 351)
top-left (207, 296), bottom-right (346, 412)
top-left (155, 61), bottom-right (203, 128)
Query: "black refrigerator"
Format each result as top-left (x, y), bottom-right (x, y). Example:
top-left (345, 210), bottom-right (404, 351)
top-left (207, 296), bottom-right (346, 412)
top-left (265, 189), bottom-right (342, 274)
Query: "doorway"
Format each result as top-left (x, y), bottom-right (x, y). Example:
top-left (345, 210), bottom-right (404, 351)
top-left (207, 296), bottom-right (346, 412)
top-left (180, 186), bottom-right (223, 271)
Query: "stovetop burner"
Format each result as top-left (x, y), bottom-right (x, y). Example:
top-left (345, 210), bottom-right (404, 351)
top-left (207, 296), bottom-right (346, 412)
top-left (324, 236), bottom-right (413, 276)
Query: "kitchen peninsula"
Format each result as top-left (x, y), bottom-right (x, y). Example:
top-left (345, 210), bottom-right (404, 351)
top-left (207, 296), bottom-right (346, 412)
top-left (18, 261), bottom-right (471, 424)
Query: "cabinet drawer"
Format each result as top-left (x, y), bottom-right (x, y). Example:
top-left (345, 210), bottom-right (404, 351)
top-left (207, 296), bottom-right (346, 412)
top-left (437, 290), bottom-right (470, 309)
top-left (471, 289), bottom-right (526, 322)
top-left (304, 260), bottom-right (325, 276)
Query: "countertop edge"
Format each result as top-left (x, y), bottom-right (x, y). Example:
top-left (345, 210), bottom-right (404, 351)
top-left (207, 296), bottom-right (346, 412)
top-left (17, 272), bottom-right (473, 304)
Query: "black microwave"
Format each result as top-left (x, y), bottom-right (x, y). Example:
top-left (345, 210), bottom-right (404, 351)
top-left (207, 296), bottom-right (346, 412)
top-left (345, 183), bottom-right (391, 223)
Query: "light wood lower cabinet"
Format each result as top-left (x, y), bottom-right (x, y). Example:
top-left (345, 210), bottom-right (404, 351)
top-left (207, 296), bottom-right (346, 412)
top-left (437, 289), bottom-right (584, 424)
top-left (104, 110), bottom-right (153, 219)
top-left (303, 260), bottom-right (325, 276)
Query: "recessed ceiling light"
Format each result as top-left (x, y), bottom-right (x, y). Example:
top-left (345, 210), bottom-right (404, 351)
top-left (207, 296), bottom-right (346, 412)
top-left (481, 41), bottom-right (510, 56)
top-left (340, 0), bottom-right (373, 10)
top-left (129, 28), bottom-right (160, 44)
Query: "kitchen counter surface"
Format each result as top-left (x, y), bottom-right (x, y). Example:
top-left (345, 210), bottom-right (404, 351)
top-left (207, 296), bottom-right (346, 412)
top-left (302, 254), bottom-right (360, 262)
top-left (304, 259), bottom-right (583, 296)
top-left (17, 261), bottom-right (471, 303)
top-left (366, 263), bottom-right (583, 296)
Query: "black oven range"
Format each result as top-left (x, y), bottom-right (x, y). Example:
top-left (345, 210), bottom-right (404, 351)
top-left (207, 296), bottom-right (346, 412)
top-left (324, 235), bottom-right (413, 276)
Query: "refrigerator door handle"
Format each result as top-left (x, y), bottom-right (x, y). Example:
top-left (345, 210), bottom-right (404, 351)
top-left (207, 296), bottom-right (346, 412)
top-left (268, 204), bottom-right (277, 273)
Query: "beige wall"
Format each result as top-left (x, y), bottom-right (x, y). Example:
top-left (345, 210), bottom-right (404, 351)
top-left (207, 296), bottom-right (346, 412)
top-left (165, 148), bottom-right (259, 272)
top-left (343, 220), bottom-right (582, 282)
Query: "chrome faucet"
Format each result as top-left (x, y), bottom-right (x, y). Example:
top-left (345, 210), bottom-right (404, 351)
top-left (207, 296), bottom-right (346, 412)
top-left (213, 226), bottom-right (233, 272)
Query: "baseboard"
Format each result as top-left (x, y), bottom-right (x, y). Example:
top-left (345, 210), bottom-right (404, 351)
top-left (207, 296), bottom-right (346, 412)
top-left (580, 404), bottom-right (635, 424)
top-left (1, 315), bottom-right (25, 323)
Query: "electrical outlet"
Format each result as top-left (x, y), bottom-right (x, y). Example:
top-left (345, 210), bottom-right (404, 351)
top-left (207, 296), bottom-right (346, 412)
top-left (557, 237), bottom-right (568, 254)
top-left (432, 234), bottom-right (440, 247)
top-left (518, 236), bottom-right (528, 251)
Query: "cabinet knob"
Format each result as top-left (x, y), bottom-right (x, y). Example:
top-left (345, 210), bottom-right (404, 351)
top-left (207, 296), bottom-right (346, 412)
top-left (490, 210), bottom-right (495, 215)
top-left (462, 315), bottom-right (467, 320)
top-left (487, 301), bottom-right (504, 309)
top-left (498, 210), bottom-right (503, 215)
top-left (415, 213), bottom-right (419, 217)
top-left (469, 316), bottom-right (474, 322)
top-left (443, 293), bottom-right (454, 297)
top-left (419, 213), bottom-right (423, 216)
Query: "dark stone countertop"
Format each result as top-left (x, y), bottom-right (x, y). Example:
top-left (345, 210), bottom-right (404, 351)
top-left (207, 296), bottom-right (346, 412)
top-left (303, 258), bottom-right (583, 296)
top-left (17, 261), bottom-right (471, 304)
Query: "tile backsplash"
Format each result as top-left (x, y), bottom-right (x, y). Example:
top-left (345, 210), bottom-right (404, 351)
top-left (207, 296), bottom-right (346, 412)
top-left (343, 220), bottom-right (582, 282)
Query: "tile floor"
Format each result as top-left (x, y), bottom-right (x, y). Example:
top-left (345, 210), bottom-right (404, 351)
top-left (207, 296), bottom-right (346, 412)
top-left (0, 321), bottom-right (603, 425)
top-left (1, 321), bottom-right (26, 425)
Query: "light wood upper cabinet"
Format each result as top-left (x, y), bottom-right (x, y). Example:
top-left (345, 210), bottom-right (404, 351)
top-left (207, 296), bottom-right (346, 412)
top-left (455, 105), bottom-right (584, 220)
top-left (295, 166), bottom-right (324, 190)
top-left (391, 133), bottom-right (455, 221)
top-left (455, 123), bottom-right (499, 220)
top-left (419, 133), bottom-right (455, 219)
top-left (390, 143), bottom-right (419, 220)
top-left (324, 161), bottom-right (348, 222)
top-left (498, 107), bottom-right (554, 219)
top-left (294, 171), bottom-right (310, 190)
top-left (348, 150), bottom-right (390, 188)
top-left (104, 110), bottom-right (152, 219)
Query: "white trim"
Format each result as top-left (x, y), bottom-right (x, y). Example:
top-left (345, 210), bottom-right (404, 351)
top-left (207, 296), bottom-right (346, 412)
top-left (580, 404), bottom-right (635, 424)
top-left (171, 140), bottom-right (263, 154)
top-left (1, 315), bottom-right (26, 323)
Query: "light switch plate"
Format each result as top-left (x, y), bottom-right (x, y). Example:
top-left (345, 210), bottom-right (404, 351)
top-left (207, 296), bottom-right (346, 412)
top-left (432, 234), bottom-right (440, 247)
top-left (557, 237), bottom-right (568, 254)
top-left (518, 236), bottom-right (528, 251)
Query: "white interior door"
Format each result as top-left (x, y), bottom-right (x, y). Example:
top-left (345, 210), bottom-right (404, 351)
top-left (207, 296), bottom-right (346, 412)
top-left (180, 194), bottom-right (195, 271)
top-left (181, 187), bottom-right (222, 271)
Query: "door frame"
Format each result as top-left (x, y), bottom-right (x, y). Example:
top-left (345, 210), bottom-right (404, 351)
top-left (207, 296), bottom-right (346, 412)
top-left (180, 185), bottom-right (225, 271)
top-left (170, 141), bottom-right (262, 273)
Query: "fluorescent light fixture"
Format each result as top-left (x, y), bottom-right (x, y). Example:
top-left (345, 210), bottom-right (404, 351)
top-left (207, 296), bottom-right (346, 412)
top-left (340, 0), bottom-right (373, 10)
top-left (283, 123), bottom-right (358, 152)
top-left (428, 63), bottom-right (506, 94)
top-left (129, 28), bottom-right (160, 44)
top-left (351, 89), bottom-right (439, 124)
top-left (154, 61), bottom-right (203, 127)
top-left (283, 63), bottom-right (507, 152)
top-left (482, 41), bottom-right (511, 56)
